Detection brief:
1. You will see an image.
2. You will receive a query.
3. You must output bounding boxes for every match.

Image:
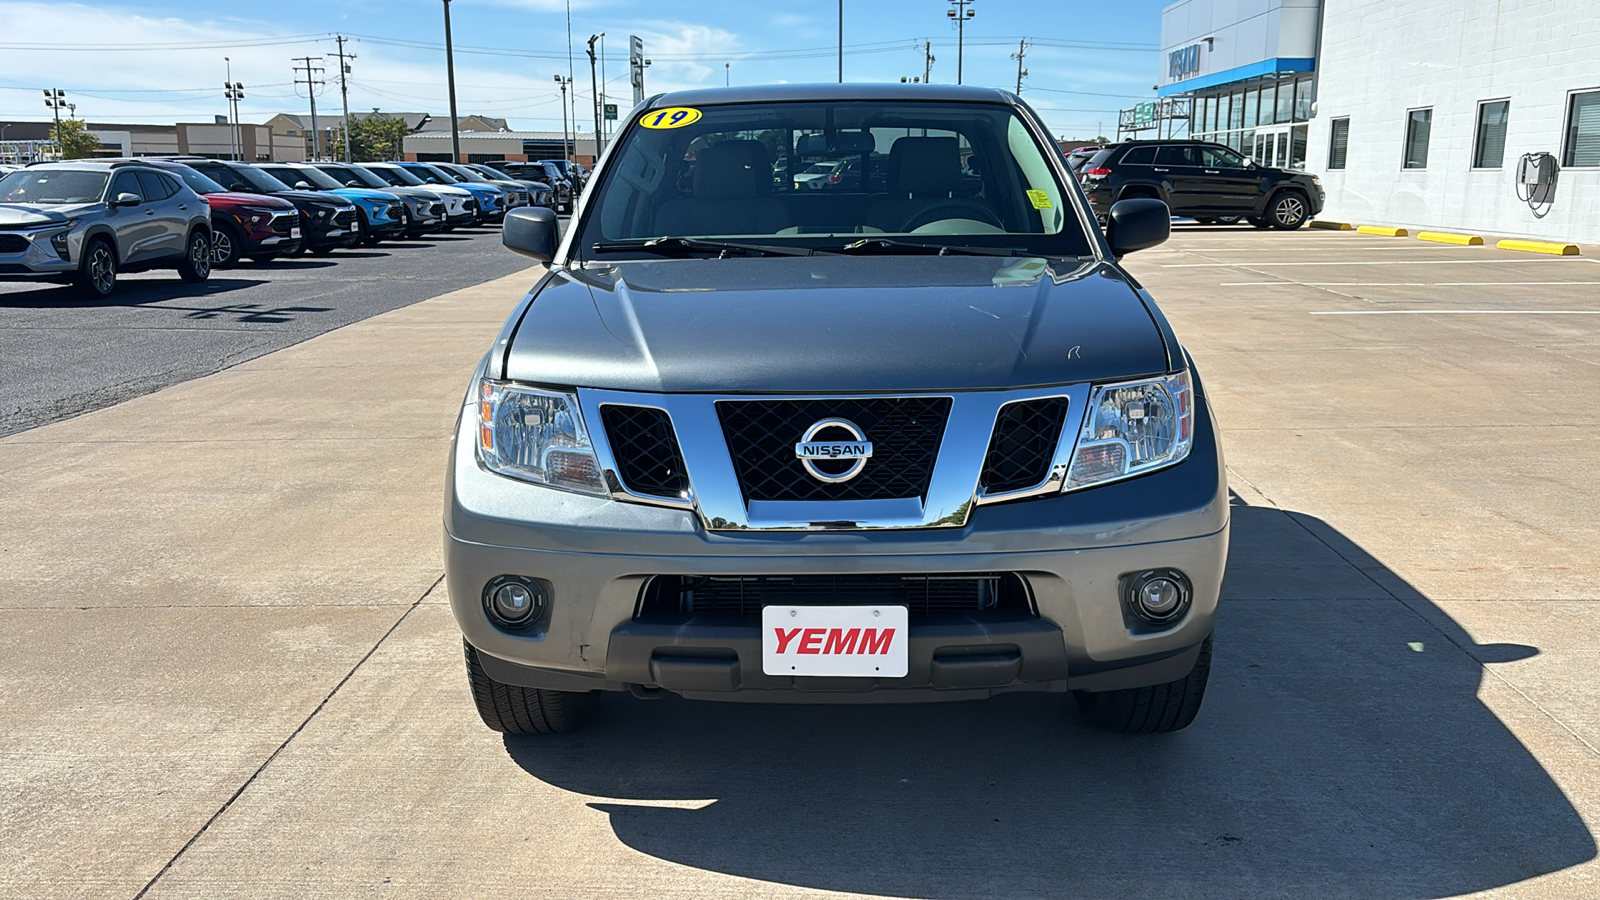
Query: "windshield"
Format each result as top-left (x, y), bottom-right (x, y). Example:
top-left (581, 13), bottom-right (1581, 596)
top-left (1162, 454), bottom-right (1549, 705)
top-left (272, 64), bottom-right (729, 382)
top-left (167, 166), bottom-right (227, 195)
top-left (439, 164), bottom-right (488, 183)
top-left (188, 161), bottom-right (291, 194)
top-left (404, 164), bottom-right (456, 185)
top-left (364, 164), bottom-right (426, 187)
top-left (0, 169), bottom-right (109, 204)
top-left (260, 165), bottom-right (344, 191)
top-left (316, 163), bottom-right (390, 189)
top-left (578, 99), bottom-right (1090, 259)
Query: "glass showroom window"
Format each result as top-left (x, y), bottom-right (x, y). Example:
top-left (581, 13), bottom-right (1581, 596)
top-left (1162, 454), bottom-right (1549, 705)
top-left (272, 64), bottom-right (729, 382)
top-left (1328, 117), bottom-right (1350, 170)
top-left (1473, 100), bottom-right (1509, 168)
top-left (1564, 90), bottom-right (1600, 167)
top-left (1404, 108), bottom-right (1432, 169)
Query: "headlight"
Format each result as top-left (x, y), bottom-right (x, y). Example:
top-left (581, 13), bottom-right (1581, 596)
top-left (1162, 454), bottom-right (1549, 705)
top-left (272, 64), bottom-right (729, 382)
top-left (476, 379), bottom-right (606, 495)
top-left (1063, 370), bottom-right (1193, 491)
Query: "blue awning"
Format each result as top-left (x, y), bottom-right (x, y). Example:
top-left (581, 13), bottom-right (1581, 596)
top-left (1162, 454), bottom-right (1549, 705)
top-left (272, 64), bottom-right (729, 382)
top-left (1158, 57), bottom-right (1315, 97)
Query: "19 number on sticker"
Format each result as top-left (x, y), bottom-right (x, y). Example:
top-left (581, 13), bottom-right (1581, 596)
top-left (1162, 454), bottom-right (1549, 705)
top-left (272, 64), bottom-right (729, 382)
top-left (640, 107), bottom-right (703, 129)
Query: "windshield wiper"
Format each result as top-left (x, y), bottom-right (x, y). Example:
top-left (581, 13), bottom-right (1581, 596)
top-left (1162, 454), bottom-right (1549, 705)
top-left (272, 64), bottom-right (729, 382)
top-left (591, 236), bottom-right (814, 258)
top-left (832, 238), bottom-right (1034, 258)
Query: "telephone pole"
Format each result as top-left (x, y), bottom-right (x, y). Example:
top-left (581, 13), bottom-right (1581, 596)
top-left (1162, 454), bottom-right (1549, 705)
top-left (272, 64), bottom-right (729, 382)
top-left (292, 56), bottom-right (325, 160)
top-left (587, 34), bottom-right (603, 160)
top-left (924, 41), bottom-right (935, 84)
top-left (837, 0), bottom-right (843, 83)
top-left (442, 0), bottom-right (461, 163)
top-left (334, 35), bottom-right (357, 163)
top-left (1011, 39), bottom-right (1029, 94)
top-left (947, 0), bottom-right (976, 85)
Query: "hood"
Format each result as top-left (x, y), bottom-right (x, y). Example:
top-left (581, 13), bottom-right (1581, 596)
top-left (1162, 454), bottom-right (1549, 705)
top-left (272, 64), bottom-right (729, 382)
top-left (200, 191), bottom-right (295, 210)
top-left (378, 186), bottom-right (441, 202)
top-left (272, 189), bottom-right (353, 209)
top-left (0, 203), bottom-right (91, 227)
top-left (503, 255), bottom-right (1172, 393)
top-left (327, 187), bottom-right (400, 203)
top-left (422, 184), bottom-right (473, 198)
top-left (453, 183), bottom-right (501, 198)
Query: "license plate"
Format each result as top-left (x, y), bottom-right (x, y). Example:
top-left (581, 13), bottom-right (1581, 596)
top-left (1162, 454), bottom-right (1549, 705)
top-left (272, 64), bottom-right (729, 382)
top-left (762, 605), bottom-right (908, 677)
top-left (289, 227), bottom-right (301, 239)
top-left (351, 219), bottom-right (360, 230)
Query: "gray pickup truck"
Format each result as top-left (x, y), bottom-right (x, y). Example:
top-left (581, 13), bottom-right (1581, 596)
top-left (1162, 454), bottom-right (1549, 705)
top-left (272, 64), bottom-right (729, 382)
top-left (447, 84), bottom-right (1227, 735)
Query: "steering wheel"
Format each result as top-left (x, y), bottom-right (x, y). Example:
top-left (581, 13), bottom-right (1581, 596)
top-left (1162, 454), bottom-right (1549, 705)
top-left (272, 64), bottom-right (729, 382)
top-left (899, 201), bottom-right (1004, 233)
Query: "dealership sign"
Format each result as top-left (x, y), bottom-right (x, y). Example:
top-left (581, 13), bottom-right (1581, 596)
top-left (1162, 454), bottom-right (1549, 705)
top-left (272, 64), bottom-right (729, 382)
top-left (1169, 43), bottom-right (1202, 80)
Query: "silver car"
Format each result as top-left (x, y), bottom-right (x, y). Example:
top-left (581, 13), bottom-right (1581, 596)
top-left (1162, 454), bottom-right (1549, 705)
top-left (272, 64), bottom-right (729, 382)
top-left (449, 84), bottom-right (1223, 736)
top-left (0, 161), bottom-right (212, 297)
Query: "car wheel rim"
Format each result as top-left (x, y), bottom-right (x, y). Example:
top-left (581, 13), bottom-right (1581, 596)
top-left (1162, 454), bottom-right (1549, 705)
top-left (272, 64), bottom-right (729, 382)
top-left (90, 247), bottom-right (114, 293)
top-left (192, 236), bottom-right (211, 277)
top-left (1276, 197), bottom-right (1305, 225)
top-left (211, 232), bottom-right (233, 264)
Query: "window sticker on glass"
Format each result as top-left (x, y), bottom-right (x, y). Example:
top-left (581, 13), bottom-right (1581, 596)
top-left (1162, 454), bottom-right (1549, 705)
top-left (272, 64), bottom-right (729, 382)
top-left (640, 107), bottom-right (703, 129)
top-left (1026, 189), bottom-right (1053, 209)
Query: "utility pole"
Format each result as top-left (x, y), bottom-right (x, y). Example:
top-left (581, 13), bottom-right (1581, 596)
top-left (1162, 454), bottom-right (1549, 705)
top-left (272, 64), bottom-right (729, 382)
top-left (1011, 38), bottom-right (1029, 94)
top-left (629, 35), bottom-right (646, 106)
top-left (837, 0), bottom-right (843, 83)
top-left (555, 76), bottom-right (572, 163)
top-left (947, 0), bottom-right (976, 85)
top-left (587, 34), bottom-right (603, 161)
top-left (334, 35), bottom-right (356, 163)
top-left (442, 0), bottom-right (461, 163)
top-left (292, 56), bottom-right (325, 160)
top-left (599, 33), bottom-right (608, 137)
top-left (924, 41), bottom-right (935, 84)
top-left (566, 1), bottom-right (577, 163)
top-left (725, 62), bottom-right (730, 86)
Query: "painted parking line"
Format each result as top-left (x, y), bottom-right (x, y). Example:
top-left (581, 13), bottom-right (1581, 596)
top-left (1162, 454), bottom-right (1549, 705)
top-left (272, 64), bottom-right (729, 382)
top-left (1163, 259), bottom-right (1597, 267)
top-left (1311, 310), bottom-right (1600, 316)
top-left (1221, 281), bottom-right (1600, 286)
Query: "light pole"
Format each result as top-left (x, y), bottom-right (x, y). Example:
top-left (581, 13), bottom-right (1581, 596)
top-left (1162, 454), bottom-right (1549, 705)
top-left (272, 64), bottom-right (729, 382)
top-left (587, 33), bottom-right (603, 161)
top-left (442, 0), bottom-right (461, 163)
top-left (725, 62), bottom-right (730, 86)
top-left (555, 75), bottom-right (572, 163)
top-left (837, 0), bottom-right (843, 83)
top-left (43, 89), bottom-right (66, 135)
top-left (947, 0), bottom-right (976, 85)
top-left (224, 58), bottom-right (244, 161)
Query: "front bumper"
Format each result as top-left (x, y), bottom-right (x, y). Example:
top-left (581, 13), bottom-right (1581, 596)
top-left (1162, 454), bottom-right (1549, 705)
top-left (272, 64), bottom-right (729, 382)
top-left (0, 230), bottom-right (77, 279)
top-left (445, 381), bottom-right (1230, 703)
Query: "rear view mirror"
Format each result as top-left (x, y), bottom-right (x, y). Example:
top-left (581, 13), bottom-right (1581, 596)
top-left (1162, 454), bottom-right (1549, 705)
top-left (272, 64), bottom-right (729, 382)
top-left (1105, 198), bottom-right (1170, 257)
top-left (502, 207), bottom-right (558, 262)
top-left (795, 131), bottom-right (875, 156)
top-left (112, 192), bottom-right (142, 207)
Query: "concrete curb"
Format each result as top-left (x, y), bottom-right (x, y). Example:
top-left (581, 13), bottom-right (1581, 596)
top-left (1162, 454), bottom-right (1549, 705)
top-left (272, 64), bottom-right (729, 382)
top-left (1310, 220), bottom-right (1352, 230)
top-left (1356, 225), bottom-right (1409, 237)
top-left (1496, 238), bottom-right (1581, 256)
top-left (1417, 231), bottom-right (1485, 246)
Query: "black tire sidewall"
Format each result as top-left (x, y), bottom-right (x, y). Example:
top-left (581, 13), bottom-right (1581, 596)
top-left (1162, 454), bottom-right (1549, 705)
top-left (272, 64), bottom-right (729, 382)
top-left (1270, 191), bottom-right (1309, 229)
top-left (77, 238), bottom-right (117, 297)
top-left (212, 222), bottom-right (243, 268)
top-left (178, 230), bottom-right (212, 282)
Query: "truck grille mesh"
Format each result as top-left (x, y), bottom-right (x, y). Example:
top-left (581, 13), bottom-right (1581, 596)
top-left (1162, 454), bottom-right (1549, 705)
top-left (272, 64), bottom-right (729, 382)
top-left (979, 397), bottom-right (1071, 494)
top-left (600, 405), bottom-right (688, 498)
top-left (716, 397), bottom-right (951, 502)
top-left (639, 573), bottom-right (1029, 618)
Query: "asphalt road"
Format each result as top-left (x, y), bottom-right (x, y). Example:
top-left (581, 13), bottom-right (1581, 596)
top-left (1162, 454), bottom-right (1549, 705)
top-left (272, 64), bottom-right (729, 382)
top-left (0, 226), bottom-right (535, 437)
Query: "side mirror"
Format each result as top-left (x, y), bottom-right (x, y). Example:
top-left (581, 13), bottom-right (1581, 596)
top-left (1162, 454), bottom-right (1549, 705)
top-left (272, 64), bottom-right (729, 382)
top-left (112, 192), bottom-right (142, 207)
top-left (502, 206), bottom-right (559, 262)
top-left (1105, 198), bottom-right (1170, 257)
top-left (294, 181), bottom-right (313, 190)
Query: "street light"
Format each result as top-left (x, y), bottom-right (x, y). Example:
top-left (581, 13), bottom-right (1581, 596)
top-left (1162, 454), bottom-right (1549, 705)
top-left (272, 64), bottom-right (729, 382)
top-left (555, 75), bottom-right (573, 164)
top-left (442, 0), bottom-right (461, 163)
top-left (43, 89), bottom-right (67, 134)
top-left (946, 0), bottom-right (976, 85)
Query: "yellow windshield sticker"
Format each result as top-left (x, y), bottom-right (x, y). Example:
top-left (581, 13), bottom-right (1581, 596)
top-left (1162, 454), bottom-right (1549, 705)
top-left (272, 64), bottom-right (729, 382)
top-left (1026, 189), bottom-right (1053, 209)
top-left (640, 107), bottom-right (703, 129)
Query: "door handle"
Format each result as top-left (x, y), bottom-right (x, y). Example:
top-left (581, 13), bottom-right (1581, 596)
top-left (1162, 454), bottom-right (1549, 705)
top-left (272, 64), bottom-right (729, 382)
top-left (1205, 169), bottom-right (1221, 174)
top-left (144, 209), bottom-right (155, 215)
top-left (178, 204), bottom-right (187, 210)
top-left (1153, 167), bottom-right (1170, 173)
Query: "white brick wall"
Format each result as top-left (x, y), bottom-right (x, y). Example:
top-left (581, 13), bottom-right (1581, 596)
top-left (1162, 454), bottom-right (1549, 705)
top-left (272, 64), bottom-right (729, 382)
top-left (1308, 0), bottom-right (1600, 243)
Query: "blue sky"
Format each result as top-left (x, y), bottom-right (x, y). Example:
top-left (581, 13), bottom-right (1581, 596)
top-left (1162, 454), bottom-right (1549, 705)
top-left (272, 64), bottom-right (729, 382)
top-left (0, 0), bottom-right (1170, 140)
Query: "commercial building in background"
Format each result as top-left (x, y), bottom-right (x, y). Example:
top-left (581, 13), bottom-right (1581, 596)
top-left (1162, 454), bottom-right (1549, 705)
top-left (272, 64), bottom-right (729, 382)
top-left (1157, 0), bottom-right (1320, 169)
top-left (0, 120), bottom-right (298, 162)
top-left (402, 131), bottom-right (598, 166)
top-left (1308, 0), bottom-right (1600, 244)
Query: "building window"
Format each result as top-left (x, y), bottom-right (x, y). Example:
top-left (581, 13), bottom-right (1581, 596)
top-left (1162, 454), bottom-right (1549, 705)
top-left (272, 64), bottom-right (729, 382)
top-left (1564, 90), bottom-right (1600, 167)
top-left (1473, 100), bottom-right (1510, 169)
top-left (285, 130), bottom-right (297, 136)
top-left (1229, 91), bottom-right (1244, 129)
top-left (1328, 117), bottom-right (1350, 169)
top-left (1403, 108), bottom-right (1432, 169)
top-left (1276, 79), bottom-right (1294, 124)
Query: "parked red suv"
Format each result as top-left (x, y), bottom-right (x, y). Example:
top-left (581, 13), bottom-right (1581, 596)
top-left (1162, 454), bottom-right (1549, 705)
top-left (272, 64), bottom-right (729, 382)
top-left (99, 159), bottom-right (302, 265)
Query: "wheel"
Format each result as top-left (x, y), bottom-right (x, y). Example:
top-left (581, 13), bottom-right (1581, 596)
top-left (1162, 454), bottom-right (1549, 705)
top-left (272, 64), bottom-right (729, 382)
top-left (178, 230), bottom-right (212, 283)
top-left (1193, 217), bottom-right (1217, 225)
top-left (74, 237), bottom-right (117, 298)
top-left (1217, 216), bottom-right (1242, 225)
top-left (211, 223), bottom-right (243, 268)
top-left (464, 641), bottom-right (599, 734)
top-left (1267, 191), bottom-right (1309, 229)
top-left (1072, 634), bottom-right (1212, 734)
top-left (1246, 216), bottom-right (1272, 229)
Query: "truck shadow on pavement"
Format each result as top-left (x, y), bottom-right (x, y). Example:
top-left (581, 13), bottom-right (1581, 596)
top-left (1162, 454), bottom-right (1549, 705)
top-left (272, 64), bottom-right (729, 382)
top-left (504, 498), bottom-right (1595, 898)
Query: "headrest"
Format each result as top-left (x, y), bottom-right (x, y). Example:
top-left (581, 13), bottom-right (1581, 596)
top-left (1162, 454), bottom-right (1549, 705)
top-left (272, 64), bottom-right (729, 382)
top-left (693, 140), bottom-right (772, 200)
top-left (891, 137), bottom-right (961, 195)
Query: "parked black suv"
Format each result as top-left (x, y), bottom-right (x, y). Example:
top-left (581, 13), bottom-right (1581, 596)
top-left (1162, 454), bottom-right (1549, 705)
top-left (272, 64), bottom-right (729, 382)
top-left (1080, 140), bottom-right (1323, 229)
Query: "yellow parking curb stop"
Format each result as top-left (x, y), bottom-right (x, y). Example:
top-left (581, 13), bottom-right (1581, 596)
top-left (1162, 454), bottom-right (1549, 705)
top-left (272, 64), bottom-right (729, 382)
top-left (1496, 239), bottom-right (1580, 256)
top-left (1417, 231), bottom-right (1484, 246)
top-left (1310, 220), bottom-right (1352, 230)
top-left (1356, 225), bottom-right (1409, 237)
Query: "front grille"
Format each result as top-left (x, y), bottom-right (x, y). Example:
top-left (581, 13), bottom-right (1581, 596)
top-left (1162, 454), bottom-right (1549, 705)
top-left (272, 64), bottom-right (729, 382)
top-left (270, 211), bottom-right (298, 235)
top-left (0, 234), bottom-right (28, 253)
top-left (387, 201), bottom-right (404, 218)
top-left (464, 198), bottom-right (478, 212)
top-left (600, 405), bottom-right (688, 498)
top-left (331, 208), bottom-right (355, 227)
top-left (430, 202), bottom-right (445, 218)
top-left (979, 397), bottom-right (1072, 494)
top-left (637, 573), bottom-right (1031, 619)
top-left (717, 397), bottom-right (951, 502)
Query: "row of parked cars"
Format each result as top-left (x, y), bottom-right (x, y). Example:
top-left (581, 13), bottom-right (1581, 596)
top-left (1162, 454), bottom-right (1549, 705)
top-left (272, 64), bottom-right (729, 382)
top-left (0, 156), bottom-right (578, 297)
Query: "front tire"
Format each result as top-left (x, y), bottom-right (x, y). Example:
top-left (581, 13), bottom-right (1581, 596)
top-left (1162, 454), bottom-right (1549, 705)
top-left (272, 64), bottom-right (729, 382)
top-left (1072, 634), bottom-right (1212, 733)
top-left (178, 230), bottom-right (212, 283)
top-left (74, 237), bottom-right (117, 298)
top-left (464, 641), bottom-right (599, 734)
top-left (1267, 191), bottom-right (1310, 229)
top-left (211, 223), bottom-right (243, 268)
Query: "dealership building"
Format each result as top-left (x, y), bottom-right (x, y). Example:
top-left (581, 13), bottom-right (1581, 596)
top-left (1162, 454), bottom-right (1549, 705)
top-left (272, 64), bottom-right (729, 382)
top-left (1160, 0), bottom-right (1600, 244)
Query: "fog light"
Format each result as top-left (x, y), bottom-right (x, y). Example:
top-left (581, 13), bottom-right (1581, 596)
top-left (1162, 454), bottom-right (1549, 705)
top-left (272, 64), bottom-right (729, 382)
top-left (483, 576), bottom-right (547, 628)
top-left (1126, 569), bottom-right (1191, 625)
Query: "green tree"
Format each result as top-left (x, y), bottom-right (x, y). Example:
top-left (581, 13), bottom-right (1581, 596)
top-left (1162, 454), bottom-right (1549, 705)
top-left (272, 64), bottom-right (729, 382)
top-left (329, 115), bottom-right (411, 162)
top-left (51, 118), bottom-right (103, 161)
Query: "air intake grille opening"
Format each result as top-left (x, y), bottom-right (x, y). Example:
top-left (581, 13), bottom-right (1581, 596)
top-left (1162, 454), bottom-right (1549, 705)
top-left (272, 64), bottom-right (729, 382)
top-left (979, 397), bottom-right (1070, 494)
top-left (601, 405), bottom-right (689, 498)
top-left (637, 573), bottom-right (1032, 620)
top-left (717, 397), bottom-right (952, 502)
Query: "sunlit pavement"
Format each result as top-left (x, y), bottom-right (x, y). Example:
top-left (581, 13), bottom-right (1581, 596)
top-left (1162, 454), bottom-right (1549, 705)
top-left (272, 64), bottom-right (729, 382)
top-left (2, 226), bottom-right (1599, 898)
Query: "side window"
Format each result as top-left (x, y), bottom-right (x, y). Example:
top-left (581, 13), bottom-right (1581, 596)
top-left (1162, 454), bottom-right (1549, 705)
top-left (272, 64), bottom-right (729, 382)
top-left (1121, 146), bottom-right (1156, 165)
top-left (1328, 118), bottom-right (1350, 169)
top-left (1198, 146), bottom-right (1246, 168)
top-left (109, 171), bottom-right (142, 202)
top-left (136, 171), bottom-right (175, 200)
top-left (1155, 145), bottom-right (1196, 166)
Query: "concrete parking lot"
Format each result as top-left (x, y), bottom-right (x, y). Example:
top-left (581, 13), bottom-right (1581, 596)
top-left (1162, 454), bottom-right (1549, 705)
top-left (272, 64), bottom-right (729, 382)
top-left (2, 225), bottom-right (1599, 898)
